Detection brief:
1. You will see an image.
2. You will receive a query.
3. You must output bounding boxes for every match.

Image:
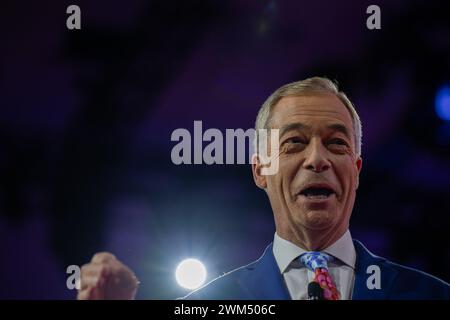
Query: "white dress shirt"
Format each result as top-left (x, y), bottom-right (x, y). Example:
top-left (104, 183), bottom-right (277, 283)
top-left (272, 230), bottom-right (356, 300)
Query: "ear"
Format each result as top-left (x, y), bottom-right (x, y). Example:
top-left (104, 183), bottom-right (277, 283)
top-left (251, 154), bottom-right (267, 189)
top-left (355, 156), bottom-right (363, 190)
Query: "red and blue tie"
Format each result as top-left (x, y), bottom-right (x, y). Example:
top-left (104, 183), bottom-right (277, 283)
top-left (299, 252), bottom-right (340, 300)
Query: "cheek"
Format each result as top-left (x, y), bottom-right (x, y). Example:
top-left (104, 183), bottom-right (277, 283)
top-left (343, 170), bottom-right (358, 196)
top-left (333, 158), bottom-right (359, 191)
top-left (267, 158), bottom-right (299, 194)
top-left (279, 157), bottom-right (302, 186)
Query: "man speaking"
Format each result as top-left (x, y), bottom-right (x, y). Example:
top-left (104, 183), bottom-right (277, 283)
top-left (77, 77), bottom-right (450, 300)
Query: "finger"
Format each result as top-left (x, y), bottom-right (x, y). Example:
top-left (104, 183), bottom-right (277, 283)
top-left (78, 285), bottom-right (105, 300)
top-left (91, 252), bottom-right (116, 264)
top-left (80, 274), bottom-right (105, 290)
top-left (77, 288), bottom-right (93, 300)
top-left (81, 263), bottom-right (104, 278)
top-left (89, 286), bottom-right (105, 300)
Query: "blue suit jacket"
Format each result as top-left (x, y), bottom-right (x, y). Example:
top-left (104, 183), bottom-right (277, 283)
top-left (184, 240), bottom-right (449, 300)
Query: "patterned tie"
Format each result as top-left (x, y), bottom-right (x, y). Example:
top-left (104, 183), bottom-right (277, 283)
top-left (299, 252), bottom-right (340, 300)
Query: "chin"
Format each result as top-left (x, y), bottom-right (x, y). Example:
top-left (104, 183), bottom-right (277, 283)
top-left (301, 210), bottom-right (335, 230)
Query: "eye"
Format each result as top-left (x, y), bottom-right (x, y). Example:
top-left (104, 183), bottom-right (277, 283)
top-left (328, 138), bottom-right (348, 146)
top-left (281, 137), bottom-right (307, 153)
top-left (286, 137), bottom-right (305, 144)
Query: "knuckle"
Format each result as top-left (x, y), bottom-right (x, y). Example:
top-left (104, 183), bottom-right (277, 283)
top-left (92, 252), bottom-right (116, 263)
top-left (80, 263), bottom-right (91, 274)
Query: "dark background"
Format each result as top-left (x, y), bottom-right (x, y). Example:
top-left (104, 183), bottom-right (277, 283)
top-left (0, 0), bottom-right (449, 299)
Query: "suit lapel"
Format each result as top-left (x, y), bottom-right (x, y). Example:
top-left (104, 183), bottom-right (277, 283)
top-left (352, 239), bottom-right (398, 300)
top-left (237, 243), bottom-right (291, 299)
top-left (237, 240), bottom-right (399, 300)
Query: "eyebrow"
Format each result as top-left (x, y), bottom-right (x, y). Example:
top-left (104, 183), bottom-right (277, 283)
top-left (279, 122), bottom-right (351, 140)
top-left (327, 123), bottom-right (351, 140)
top-left (279, 123), bottom-right (310, 139)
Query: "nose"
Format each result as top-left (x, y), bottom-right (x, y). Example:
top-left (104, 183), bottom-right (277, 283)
top-left (302, 138), bottom-right (331, 173)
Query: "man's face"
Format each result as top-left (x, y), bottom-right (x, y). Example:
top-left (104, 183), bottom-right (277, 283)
top-left (253, 94), bottom-right (362, 240)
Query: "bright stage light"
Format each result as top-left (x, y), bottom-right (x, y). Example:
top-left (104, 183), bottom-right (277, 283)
top-left (175, 258), bottom-right (207, 290)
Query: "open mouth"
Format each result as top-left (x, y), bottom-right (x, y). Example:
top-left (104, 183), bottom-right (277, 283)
top-left (298, 185), bottom-right (336, 200)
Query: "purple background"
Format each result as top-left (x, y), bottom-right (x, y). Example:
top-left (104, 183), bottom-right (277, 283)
top-left (0, 0), bottom-right (449, 299)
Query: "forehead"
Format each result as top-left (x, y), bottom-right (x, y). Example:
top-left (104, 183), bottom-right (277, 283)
top-left (269, 94), bottom-right (354, 132)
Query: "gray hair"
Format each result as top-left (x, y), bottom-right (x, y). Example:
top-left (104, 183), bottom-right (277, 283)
top-left (254, 76), bottom-right (362, 157)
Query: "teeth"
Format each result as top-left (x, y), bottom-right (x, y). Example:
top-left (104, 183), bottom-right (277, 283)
top-left (305, 194), bottom-right (329, 199)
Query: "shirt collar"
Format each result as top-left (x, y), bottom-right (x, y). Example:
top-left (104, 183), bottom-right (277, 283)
top-left (272, 229), bottom-right (356, 273)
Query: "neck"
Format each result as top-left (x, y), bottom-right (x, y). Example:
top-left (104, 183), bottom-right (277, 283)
top-left (277, 224), bottom-right (348, 251)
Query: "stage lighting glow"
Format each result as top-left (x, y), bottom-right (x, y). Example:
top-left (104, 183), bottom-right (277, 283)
top-left (435, 85), bottom-right (450, 121)
top-left (175, 258), bottom-right (207, 290)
